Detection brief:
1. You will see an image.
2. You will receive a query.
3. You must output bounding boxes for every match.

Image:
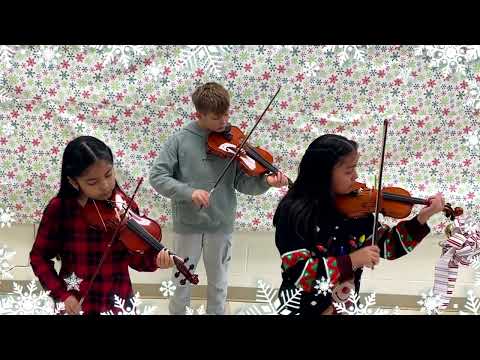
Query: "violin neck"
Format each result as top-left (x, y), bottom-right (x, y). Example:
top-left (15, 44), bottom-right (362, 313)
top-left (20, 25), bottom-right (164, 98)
top-left (125, 218), bottom-right (165, 252)
top-left (382, 192), bottom-right (428, 206)
top-left (243, 145), bottom-right (294, 187)
top-left (244, 144), bottom-right (278, 173)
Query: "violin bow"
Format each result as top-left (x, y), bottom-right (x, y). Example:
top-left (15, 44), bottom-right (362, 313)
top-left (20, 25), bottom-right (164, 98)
top-left (372, 119), bottom-right (389, 246)
top-left (207, 86), bottom-right (282, 197)
top-left (78, 178), bottom-right (144, 309)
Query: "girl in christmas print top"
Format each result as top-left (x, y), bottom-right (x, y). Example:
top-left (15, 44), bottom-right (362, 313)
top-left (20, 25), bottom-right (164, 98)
top-left (273, 134), bottom-right (445, 315)
top-left (30, 136), bottom-right (174, 315)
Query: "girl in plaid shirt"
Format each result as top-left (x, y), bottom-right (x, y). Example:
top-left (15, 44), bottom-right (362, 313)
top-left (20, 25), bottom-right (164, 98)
top-left (30, 136), bottom-right (174, 315)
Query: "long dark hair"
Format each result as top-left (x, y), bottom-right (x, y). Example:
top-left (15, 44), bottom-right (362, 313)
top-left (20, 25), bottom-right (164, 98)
top-left (273, 134), bottom-right (358, 238)
top-left (57, 136), bottom-right (114, 198)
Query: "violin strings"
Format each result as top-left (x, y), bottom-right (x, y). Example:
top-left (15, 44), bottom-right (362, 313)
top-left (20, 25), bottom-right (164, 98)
top-left (92, 200), bottom-right (108, 232)
top-left (244, 144), bottom-right (278, 173)
top-left (382, 192), bottom-right (427, 205)
top-left (125, 218), bottom-right (164, 251)
top-left (124, 219), bottom-right (195, 276)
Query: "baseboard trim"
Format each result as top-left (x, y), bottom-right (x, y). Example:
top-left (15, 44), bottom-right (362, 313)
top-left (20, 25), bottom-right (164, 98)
top-left (0, 280), bottom-right (464, 312)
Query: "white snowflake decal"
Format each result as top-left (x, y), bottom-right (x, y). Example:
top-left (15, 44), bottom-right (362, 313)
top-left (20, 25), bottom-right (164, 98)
top-left (0, 45), bottom-right (16, 68)
top-left (323, 45), bottom-right (368, 65)
top-left (461, 217), bottom-right (480, 235)
top-left (467, 129), bottom-right (480, 155)
top-left (415, 45), bottom-right (480, 75)
top-left (271, 45), bottom-right (294, 51)
top-left (0, 280), bottom-right (55, 315)
top-left (0, 245), bottom-right (15, 280)
top-left (149, 63), bottom-right (163, 79)
top-left (459, 289), bottom-right (480, 315)
top-left (237, 279), bottom-right (302, 315)
top-left (472, 256), bottom-right (480, 288)
top-left (64, 272), bottom-right (83, 291)
top-left (417, 289), bottom-right (443, 315)
top-left (314, 276), bottom-right (334, 296)
top-left (0, 120), bottom-right (15, 136)
top-left (0, 207), bottom-right (15, 228)
top-left (90, 45), bottom-right (147, 69)
top-left (465, 68), bottom-right (480, 111)
top-left (101, 292), bottom-right (156, 315)
top-left (180, 45), bottom-right (231, 75)
top-left (333, 291), bottom-right (398, 315)
top-left (0, 90), bottom-right (11, 104)
top-left (159, 280), bottom-right (176, 297)
top-left (53, 302), bottom-right (84, 315)
top-left (466, 87), bottom-right (480, 110)
top-left (186, 304), bottom-right (206, 315)
top-left (40, 45), bottom-right (62, 66)
top-left (397, 65), bottom-right (416, 84)
top-left (304, 62), bottom-right (321, 79)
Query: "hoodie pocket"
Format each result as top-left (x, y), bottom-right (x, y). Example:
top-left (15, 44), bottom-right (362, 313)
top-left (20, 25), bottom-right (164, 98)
top-left (175, 200), bottom-right (203, 226)
top-left (175, 199), bottom-right (221, 228)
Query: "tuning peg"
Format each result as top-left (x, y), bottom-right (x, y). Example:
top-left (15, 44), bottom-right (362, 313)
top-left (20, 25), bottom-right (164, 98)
top-left (184, 257), bottom-right (189, 263)
top-left (174, 272), bottom-right (180, 278)
top-left (189, 264), bottom-right (194, 270)
top-left (180, 279), bottom-right (186, 285)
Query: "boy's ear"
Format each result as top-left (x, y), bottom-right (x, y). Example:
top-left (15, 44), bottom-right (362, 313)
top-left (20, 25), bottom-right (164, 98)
top-left (67, 176), bottom-right (79, 191)
top-left (196, 111), bottom-right (206, 120)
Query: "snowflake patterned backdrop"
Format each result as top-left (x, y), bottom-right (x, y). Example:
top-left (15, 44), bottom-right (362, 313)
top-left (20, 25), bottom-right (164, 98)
top-left (0, 45), bottom-right (479, 233)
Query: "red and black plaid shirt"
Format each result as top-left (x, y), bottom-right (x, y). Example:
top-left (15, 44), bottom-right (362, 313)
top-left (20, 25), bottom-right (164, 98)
top-left (30, 191), bottom-right (160, 314)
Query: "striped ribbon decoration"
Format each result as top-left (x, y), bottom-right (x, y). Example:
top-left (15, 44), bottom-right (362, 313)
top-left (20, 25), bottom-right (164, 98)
top-left (433, 217), bottom-right (480, 310)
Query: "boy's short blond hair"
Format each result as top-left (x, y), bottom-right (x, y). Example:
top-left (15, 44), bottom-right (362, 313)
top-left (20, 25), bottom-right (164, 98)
top-left (191, 82), bottom-right (230, 115)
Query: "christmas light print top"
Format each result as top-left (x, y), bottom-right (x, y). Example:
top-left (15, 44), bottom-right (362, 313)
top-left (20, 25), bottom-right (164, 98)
top-left (273, 134), bottom-right (445, 315)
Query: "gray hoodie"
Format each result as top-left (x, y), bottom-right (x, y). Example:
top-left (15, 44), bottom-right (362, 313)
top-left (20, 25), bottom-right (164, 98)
top-left (149, 121), bottom-right (271, 233)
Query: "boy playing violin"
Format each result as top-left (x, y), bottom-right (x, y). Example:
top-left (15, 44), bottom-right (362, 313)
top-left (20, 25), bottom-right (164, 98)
top-left (149, 82), bottom-right (288, 315)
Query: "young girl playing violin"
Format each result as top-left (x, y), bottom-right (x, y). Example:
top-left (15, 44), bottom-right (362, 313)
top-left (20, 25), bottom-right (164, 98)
top-left (30, 136), bottom-right (174, 315)
top-left (273, 134), bottom-right (445, 315)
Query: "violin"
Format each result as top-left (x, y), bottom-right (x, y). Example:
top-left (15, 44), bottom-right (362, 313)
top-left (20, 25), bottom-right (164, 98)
top-left (336, 181), bottom-right (463, 221)
top-left (82, 185), bottom-right (199, 285)
top-left (204, 86), bottom-right (292, 197)
top-left (208, 123), bottom-right (293, 187)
